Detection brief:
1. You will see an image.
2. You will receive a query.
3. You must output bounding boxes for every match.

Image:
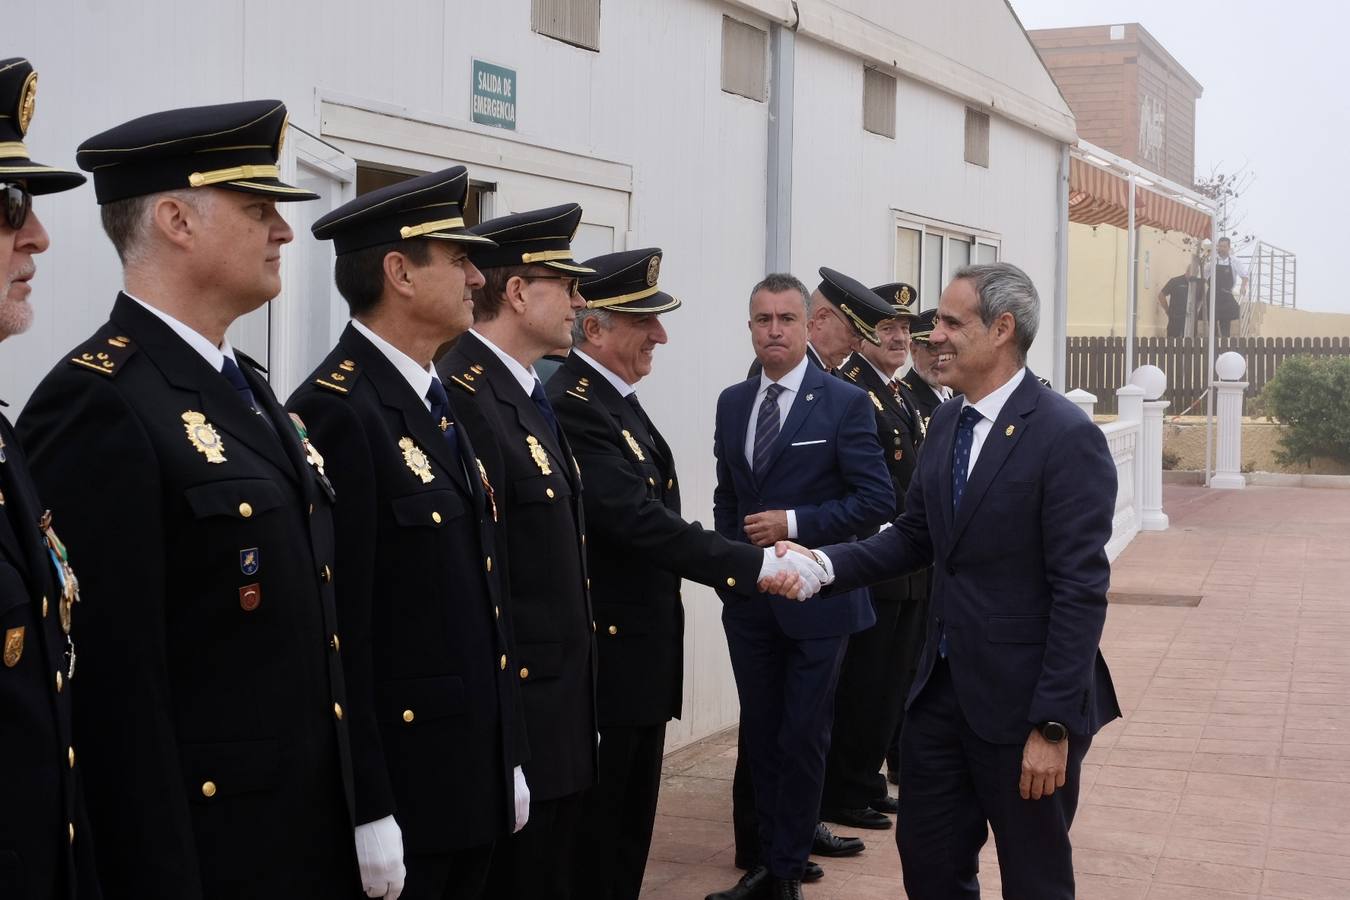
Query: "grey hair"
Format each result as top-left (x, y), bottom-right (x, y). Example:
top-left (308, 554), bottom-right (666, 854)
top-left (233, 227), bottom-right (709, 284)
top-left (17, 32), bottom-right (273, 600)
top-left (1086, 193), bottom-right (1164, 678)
top-left (748, 272), bottom-right (812, 314)
top-left (571, 306), bottom-right (614, 346)
top-left (952, 262), bottom-right (1040, 362)
top-left (100, 188), bottom-right (209, 265)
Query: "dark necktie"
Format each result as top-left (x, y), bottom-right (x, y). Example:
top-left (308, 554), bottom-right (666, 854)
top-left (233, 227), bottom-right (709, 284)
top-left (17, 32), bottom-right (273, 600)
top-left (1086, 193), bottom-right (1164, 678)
top-left (951, 405), bottom-right (984, 513)
top-left (625, 392), bottom-right (655, 443)
top-left (426, 378), bottom-right (462, 467)
top-left (530, 379), bottom-right (561, 442)
top-left (222, 356), bottom-right (277, 436)
top-left (753, 383), bottom-right (784, 474)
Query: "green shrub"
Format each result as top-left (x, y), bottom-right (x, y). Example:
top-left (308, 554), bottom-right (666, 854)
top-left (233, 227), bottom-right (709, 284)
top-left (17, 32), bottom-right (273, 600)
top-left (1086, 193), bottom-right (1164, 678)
top-left (1257, 355), bottom-right (1350, 466)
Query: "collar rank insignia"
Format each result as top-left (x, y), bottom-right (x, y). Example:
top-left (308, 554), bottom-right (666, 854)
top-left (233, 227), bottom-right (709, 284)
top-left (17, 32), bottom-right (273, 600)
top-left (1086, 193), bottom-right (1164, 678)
top-left (399, 437), bottom-right (434, 484)
top-left (526, 435), bottom-right (552, 475)
top-left (622, 429), bottom-right (646, 461)
top-left (182, 411), bottom-right (226, 463)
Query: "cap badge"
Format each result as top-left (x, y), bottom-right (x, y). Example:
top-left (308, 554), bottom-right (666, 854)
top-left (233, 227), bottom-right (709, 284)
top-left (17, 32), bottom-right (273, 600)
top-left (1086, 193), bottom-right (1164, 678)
top-left (646, 256), bottom-right (660, 287)
top-left (622, 429), bottom-right (646, 461)
top-left (16, 71), bottom-right (37, 136)
top-left (526, 435), bottom-right (553, 475)
top-left (898, 285), bottom-right (912, 305)
top-left (182, 411), bottom-right (226, 464)
top-left (399, 437), bottom-right (435, 484)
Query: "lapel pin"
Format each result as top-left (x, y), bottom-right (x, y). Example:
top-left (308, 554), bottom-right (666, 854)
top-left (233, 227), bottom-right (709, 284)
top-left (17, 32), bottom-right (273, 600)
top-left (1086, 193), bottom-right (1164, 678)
top-left (1005, 425), bottom-right (1015, 437)
top-left (805, 393), bottom-right (815, 402)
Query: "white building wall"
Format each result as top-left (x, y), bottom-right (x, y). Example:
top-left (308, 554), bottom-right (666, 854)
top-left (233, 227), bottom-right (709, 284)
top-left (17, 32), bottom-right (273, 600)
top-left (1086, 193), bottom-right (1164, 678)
top-left (11, 0), bottom-right (1069, 750)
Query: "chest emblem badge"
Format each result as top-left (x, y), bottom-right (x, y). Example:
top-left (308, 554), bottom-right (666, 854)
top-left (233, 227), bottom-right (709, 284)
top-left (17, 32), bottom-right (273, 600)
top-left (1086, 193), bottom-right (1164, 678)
top-left (182, 411), bottom-right (226, 464)
top-left (526, 435), bottom-right (553, 475)
top-left (622, 429), bottom-right (646, 462)
top-left (399, 437), bottom-right (435, 484)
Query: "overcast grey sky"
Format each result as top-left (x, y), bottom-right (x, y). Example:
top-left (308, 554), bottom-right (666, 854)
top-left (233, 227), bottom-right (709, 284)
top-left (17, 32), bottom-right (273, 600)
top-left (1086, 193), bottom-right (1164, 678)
top-left (1011, 0), bottom-right (1349, 314)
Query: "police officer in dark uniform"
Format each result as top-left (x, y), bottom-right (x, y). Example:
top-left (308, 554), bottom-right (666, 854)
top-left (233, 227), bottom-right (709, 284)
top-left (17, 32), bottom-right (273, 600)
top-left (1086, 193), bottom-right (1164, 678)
top-left (547, 249), bottom-right (807, 900)
top-left (434, 204), bottom-right (597, 900)
top-left (902, 309), bottom-right (948, 426)
top-left (289, 167), bottom-right (529, 900)
top-left (0, 56), bottom-right (100, 900)
top-left (822, 282), bottom-right (923, 829)
top-left (18, 100), bottom-right (360, 900)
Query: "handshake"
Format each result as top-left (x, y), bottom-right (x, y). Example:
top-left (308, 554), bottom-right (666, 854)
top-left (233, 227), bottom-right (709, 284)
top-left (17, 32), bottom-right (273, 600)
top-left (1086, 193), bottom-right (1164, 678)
top-left (754, 543), bottom-right (832, 600)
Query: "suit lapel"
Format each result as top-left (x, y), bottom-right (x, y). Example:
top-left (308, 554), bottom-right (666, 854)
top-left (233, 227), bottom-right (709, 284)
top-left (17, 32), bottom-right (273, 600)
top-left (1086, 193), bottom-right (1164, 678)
top-left (758, 365), bottom-right (825, 483)
top-left (111, 296), bottom-right (298, 484)
top-left (565, 355), bottom-right (661, 465)
top-left (948, 374), bottom-right (1040, 548)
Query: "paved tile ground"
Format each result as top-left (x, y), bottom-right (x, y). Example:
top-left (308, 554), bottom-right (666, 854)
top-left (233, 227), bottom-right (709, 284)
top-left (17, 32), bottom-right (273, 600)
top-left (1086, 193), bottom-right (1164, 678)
top-left (641, 484), bottom-right (1350, 899)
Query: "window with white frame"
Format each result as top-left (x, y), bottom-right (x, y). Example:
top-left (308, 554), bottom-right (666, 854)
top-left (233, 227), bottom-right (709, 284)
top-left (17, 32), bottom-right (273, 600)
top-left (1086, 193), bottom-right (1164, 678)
top-left (894, 214), bottom-right (1001, 310)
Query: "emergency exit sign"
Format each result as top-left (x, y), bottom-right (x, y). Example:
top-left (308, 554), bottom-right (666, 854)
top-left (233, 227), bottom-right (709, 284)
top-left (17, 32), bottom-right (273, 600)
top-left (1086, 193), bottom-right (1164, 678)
top-left (471, 60), bottom-right (517, 130)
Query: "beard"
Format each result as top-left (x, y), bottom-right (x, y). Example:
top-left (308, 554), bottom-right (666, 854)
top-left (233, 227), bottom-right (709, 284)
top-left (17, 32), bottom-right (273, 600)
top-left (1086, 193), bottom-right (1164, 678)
top-left (0, 283), bottom-right (35, 339)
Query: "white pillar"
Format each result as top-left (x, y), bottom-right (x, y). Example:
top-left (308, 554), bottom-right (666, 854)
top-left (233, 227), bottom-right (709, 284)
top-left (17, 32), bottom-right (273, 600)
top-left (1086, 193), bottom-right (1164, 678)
top-left (1140, 399), bottom-right (1170, 529)
top-left (1117, 384), bottom-right (1146, 526)
top-left (1065, 388), bottom-right (1097, 420)
top-left (1211, 352), bottom-right (1248, 490)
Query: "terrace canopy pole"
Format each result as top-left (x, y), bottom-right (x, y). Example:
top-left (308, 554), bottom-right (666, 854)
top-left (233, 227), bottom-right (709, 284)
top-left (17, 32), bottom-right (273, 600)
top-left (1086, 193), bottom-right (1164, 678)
top-left (1125, 174), bottom-right (1137, 377)
top-left (1204, 216), bottom-right (1219, 487)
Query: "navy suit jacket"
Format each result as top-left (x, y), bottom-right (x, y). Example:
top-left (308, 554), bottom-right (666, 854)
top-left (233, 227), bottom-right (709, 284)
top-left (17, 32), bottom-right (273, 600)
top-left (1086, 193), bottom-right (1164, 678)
top-left (822, 371), bottom-right (1122, 743)
top-left (713, 362), bottom-right (894, 640)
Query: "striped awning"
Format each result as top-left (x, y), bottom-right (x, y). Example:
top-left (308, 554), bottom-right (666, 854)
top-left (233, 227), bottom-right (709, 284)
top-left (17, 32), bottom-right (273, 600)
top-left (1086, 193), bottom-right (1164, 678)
top-left (1068, 157), bottom-right (1212, 239)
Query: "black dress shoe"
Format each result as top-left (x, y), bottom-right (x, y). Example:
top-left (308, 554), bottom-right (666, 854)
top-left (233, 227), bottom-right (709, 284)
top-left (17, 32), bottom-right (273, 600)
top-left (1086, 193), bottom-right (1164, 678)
top-left (821, 806), bottom-right (893, 830)
top-left (772, 878), bottom-right (804, 900)
top-left (706, 865), bottom-right (770, 900)
top-left (869, 794), bottom-right (899, 814)
top-left (802, 861), bottom-right (823, 883)
top-left (811, 821), bottom-right (865, 857)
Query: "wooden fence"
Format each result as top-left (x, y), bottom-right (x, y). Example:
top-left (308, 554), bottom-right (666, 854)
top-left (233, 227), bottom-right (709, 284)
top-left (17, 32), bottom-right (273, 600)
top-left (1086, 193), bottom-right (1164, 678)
top-left (1064, 336), bottom-right (1350, 415)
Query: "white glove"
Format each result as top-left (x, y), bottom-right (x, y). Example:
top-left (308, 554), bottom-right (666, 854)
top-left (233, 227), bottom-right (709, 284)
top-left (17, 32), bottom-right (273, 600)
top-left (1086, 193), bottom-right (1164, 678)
top-left (354, 815), bottom-right (405, 899)
top-left (758, 547), bottom-right (826, 600)
top-left (513, 765), bottom-right (531, 834)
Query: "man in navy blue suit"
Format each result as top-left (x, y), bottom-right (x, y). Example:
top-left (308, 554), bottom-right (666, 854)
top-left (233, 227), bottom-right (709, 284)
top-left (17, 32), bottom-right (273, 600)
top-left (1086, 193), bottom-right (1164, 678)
top-left (708, 273), bottom-right (894, 900)
top-left (766, 262), bottom-right (1121, 899)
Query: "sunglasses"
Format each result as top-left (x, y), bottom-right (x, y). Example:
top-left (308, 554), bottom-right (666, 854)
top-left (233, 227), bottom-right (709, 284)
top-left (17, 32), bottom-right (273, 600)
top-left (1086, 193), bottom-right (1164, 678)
top-left (523, 274), bottom-right (581, 296)
top-left (1, 183), bottom-right (32, 231)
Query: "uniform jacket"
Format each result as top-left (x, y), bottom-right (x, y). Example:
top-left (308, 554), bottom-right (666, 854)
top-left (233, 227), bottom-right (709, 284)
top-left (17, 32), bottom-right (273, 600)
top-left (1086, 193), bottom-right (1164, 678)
top-left (822, 373), bottom-right (1123, 743)
top-left (17, 294), bottom-right (355, 900)
top-left (436, 331), bottom-right (597, 802)
top-left (288, 324), bottom-right (525, 852)
top-left (547, 353), bottom-right (761, 729)
top-left (0, 414), bottom-right (99, 900)
top-left (712, 362), bottom-right (894, 639)
top-left (901, 374), bottom-right (943, 436)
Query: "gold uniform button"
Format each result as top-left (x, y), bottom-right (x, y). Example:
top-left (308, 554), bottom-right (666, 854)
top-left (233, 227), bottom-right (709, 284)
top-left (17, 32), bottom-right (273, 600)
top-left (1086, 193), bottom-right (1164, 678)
top-left (309, 503), bottom-right (314, 515)
top-left (55, 671), bottom-right (63, 693)
top-left (607, 625), bottom-right (618, 636)
top-left (726, 577), bottom-right (737, 588)
top-left (334, 702), bottom-right (344, 720)
top-left (499, 654), bottom-right (507, 670)
top-left (42, 595), bottom-right (49, 617)
top-left (648, 477), bottom-right (655, 486)
top-left (331, 633), bottom-right (341, 652)
top-left (202, 781), bottom-right (217, 798)
top-left (494, 606), bottom-right (500, 619)
top-left (519, 667), bottom-right (529, 679)
top-left (238, 502), bottom-right (253, 518)
top-left (68, 822), bottom-right (74, 844)
top-left (321, 565), bottom-right (333, 583)
top-left (402, 709), bottom-right (415, 723)
top-left (431, 511), bottom-right (442, 524)
top-left (546, 488), bottom-right (555, 499)
top-left (68, 746), bottom-right (75, 768)
top-left (485, 556), bottom-right (493, 573)
top-left (667, 479), bottom-right (674, 489)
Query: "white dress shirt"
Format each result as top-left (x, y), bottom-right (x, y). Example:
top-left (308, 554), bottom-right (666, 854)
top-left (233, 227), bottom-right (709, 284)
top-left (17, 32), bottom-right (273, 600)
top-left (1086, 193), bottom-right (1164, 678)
top-left (470, 328), bottom-right (541, 396)
top-left (744, 353), bottom-right (809, 538)
top-left (960, 367), bottom-right (1026, 478)
top-left (572, 348), bottom-right (635, 399)
top-left (351, 319), bottom-right (438, 411)
top-left (128, 294), bottom-right (239, 372)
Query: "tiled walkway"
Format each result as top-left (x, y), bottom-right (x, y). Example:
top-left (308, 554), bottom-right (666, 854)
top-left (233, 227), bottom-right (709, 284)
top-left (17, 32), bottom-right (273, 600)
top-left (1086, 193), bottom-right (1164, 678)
top-left (641, 484), bottom-right (1350, 899)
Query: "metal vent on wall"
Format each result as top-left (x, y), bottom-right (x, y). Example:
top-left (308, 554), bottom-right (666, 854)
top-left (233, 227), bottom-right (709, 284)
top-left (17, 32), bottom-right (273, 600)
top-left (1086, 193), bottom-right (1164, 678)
top-left (532, 0), bottom-right (600, 52)
top-left (965, 108), bottom-right (990, 168)
top-left (863, 67), bottom-right (896, 138)
top-left (721, 16), bottom-right (767, 102)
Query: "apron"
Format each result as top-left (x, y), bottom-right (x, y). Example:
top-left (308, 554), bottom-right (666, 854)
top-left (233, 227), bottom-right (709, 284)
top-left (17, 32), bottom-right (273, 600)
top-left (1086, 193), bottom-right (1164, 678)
top-left (1215, 258), bottom-right (1239, 321)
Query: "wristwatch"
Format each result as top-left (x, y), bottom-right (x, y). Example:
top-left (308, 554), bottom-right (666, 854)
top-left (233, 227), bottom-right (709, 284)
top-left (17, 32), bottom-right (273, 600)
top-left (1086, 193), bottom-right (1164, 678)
top-left (1037, 721), bottom-right (1068, 743)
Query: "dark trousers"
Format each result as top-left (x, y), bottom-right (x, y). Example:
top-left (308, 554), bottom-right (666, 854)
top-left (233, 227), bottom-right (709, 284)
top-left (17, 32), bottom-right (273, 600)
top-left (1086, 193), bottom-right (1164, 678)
top-left (897, 661), bottom-right (1090, 900)
top-left (403, 842), bottom-right (494, 900)
top-left (723, 602), bottom-right (849, 881)
top-left (887, 573), bottom-right (931, 779)
top-left (571, 722), bottom-right (667, 900)
top-left (731, 730), bottom-right (759, 867)
top-left (483, 791), bottom-right (586, 900)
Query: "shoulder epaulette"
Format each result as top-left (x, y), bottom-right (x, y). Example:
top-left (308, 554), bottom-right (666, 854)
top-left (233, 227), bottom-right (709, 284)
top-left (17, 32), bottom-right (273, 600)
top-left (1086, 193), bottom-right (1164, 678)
top-left (68, 333), bottom-right (137, 378)
top-left (564, 375), bottom-right (590, 403)
top-left (449, 363), bottom-right (485, 395)
top-left (314, 356), bottom-right (360, 395)
top-left (844, 365), bottom-right (861, 382)
top-left (868, 390), bottom-right (884, 411)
